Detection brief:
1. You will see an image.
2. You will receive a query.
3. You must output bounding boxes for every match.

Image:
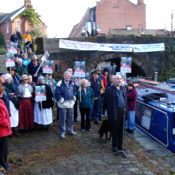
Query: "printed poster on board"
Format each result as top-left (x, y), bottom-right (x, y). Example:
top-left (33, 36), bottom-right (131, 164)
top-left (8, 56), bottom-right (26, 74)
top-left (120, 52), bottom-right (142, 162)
top-left (6, 42), bottom-right (17, 67)
top-left (6, 53), bottom-right (15, 67)
top-left (43, 60), bottom-right (54, 74)
top-left (74, 61), bottom-right (85, 78)
top-left (35, 85), bottom-right (46, 102)
top-left (120, 57), bottom-right (132, 73)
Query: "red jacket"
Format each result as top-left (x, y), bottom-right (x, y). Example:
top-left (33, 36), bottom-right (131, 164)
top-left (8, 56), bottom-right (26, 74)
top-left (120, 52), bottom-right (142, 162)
top-left (0, 99), bottom-right (12, 137)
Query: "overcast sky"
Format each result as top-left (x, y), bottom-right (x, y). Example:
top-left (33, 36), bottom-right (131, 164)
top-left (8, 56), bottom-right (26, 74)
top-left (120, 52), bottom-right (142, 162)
top-left (0, 0), bottom-right (175, 37)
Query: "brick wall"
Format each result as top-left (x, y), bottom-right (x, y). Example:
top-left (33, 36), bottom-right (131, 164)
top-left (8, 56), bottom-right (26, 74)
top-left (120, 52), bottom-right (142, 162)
top-left (96, 0), bottom-right (146, 34)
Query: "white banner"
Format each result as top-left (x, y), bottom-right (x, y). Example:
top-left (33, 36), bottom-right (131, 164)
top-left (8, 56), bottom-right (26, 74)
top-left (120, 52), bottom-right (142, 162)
top-left (59, 39), bottom-right (165, 53)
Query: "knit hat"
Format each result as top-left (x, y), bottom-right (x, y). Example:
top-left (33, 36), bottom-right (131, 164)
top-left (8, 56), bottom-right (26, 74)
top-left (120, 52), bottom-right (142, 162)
top-left (37, 75), bottom-right (44, 83)
top-left (4, 73), bottom-right (12, 80)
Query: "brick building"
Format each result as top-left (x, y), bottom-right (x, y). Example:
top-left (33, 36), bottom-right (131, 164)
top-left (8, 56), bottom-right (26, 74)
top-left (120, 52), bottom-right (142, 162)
top-left (0, 0), bottom-right (47, 46)
top-left (69, 0), bottom-right (146, 37)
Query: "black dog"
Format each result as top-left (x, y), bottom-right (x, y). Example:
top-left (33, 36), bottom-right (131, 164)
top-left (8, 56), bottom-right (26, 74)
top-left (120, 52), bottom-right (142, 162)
top-left (99, 119), bottom-right (111, 143)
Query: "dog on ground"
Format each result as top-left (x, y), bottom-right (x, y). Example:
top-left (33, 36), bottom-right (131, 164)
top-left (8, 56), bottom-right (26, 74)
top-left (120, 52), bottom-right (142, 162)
top-left (99, 119), bottom-right (111, 143)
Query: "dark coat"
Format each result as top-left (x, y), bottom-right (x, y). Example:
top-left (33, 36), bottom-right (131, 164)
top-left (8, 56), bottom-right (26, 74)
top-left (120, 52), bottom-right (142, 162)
top-left (28, 62), bottom-right (43, 83)
top-left (2, 92), bottom-right (11, 116)
top-left (127, 89), bottom-right (137, 111)
top-left (37, 84), bottom-right (54, 109)
top-left (90, 77), bottom-right (101, 98)
top-left (3, 82), bottom-right (19, 109)
top-left (16, 65), bottom-right (28, 77)
top-left (77, 87), bottom-right (94, 109)
top-left (12, 75), bottom-right (20, 87)
top-left (104, 85), bottom-right (126, 122)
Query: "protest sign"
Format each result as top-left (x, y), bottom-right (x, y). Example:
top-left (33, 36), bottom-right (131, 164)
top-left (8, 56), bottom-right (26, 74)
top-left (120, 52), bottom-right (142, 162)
top-left (120, 57), bottom-right (132, 73)
top-left (74, 61), bottom-right (85, 78)
top-left (35, 85), bottom-right (46, 102)
top-left (43, 60), bottom-right (54, 74)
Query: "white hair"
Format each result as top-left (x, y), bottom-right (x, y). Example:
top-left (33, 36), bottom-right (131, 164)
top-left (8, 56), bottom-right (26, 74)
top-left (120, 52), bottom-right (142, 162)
top-left (64, 71), bottom-right (71, 77)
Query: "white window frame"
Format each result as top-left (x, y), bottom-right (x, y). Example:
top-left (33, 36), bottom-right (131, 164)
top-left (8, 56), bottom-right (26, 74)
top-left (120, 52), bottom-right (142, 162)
top-left (6, 22), bottom-right (9, 34)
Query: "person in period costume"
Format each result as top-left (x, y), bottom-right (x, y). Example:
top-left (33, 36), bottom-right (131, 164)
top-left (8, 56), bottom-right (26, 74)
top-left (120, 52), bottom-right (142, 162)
top-left (28, 55), bottom-right (43, 83)
top-left (3, 74), bottom-right (19, 137)
top-left (44, 73), bottom-right (57, 97)
top-left (17, 75), bottom-right (34, 132)
top-left (125, 82), bottom-right (138, 134)
top-left (0, 85), bottom-right (13, 172)
top-left (28, 75), bottom-right (36, 88)
top-left (104, 74), bottom-right (126, 152)
top-left (34, 76), bottom-right (53, 130)
top-left (77, 79), bottom-right (94, 131)
top-left (55, 71), bottom-right (77, 139)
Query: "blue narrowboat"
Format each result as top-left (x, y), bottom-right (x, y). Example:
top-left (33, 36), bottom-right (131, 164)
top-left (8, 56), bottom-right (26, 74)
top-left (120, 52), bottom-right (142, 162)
top-left (131, 79), bottom-right (175, 153)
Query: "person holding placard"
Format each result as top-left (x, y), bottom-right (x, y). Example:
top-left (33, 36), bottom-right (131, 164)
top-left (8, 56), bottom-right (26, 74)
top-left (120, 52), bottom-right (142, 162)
top-left (34, 75), bottom-right (53, 130)
top-left (28, 55), bottom-right (43, 83)
top-left (17, 75), bottom-right (34, 132)
top-left (44, 74), bottom-right (57, 97)
top-left (77, 79), bottom-right (94, 131)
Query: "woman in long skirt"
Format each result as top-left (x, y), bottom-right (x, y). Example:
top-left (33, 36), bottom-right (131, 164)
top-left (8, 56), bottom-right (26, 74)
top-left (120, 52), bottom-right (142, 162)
top-left (34, 75), bottom-right (53, 130)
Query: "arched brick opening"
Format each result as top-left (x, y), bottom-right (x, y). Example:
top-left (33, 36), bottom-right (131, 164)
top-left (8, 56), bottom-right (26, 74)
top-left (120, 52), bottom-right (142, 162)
top-left (86, 52), bottom-right (152, 77)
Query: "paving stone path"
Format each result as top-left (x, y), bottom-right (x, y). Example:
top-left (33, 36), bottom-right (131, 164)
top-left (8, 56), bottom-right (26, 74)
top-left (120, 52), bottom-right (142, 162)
top-left (1, 117), bottom-right (175, 175)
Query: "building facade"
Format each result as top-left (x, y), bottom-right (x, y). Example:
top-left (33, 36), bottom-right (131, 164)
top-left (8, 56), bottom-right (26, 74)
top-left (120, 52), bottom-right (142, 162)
top-left (0, 0), bottom-right (47, 46)
top-left (69, 0), bottom-right (146, 37)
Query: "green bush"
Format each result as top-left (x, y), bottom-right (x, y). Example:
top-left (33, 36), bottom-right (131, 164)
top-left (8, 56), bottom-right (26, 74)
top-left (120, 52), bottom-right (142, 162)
top-left (0, 47), bottom-right (7, 55)
top-left (0, 32), bottom-right (5, 46)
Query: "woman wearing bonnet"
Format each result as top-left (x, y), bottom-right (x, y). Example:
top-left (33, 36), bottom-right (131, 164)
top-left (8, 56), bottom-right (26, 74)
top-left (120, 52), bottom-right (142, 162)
top-left (17, 75), bottom-right (34, 132)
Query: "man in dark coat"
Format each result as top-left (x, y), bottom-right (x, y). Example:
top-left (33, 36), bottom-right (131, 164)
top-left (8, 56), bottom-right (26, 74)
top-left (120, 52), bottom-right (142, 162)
top-left (104, 74), bottom-right (126, 152)
top-left (28, 55), bottom-right (43, 83)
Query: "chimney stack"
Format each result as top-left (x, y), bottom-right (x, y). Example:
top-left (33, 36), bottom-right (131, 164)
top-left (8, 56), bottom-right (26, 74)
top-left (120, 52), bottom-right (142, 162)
top-left (137, 0), bottom-right (144, 5)
top-left (25, 0), bottom-right (31, 9)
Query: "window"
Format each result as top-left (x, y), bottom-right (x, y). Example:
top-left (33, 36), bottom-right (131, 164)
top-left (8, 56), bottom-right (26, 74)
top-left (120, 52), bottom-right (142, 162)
top-left (16, 21), bottom-right (20, 32)
top-left (6, 22), bottom-right (9, 34)
top-left (141, 107), bottom-right (152, 130)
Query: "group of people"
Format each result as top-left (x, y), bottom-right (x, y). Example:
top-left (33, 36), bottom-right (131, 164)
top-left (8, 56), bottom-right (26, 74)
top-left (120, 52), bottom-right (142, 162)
top-left (0, 51), bottom-right (57, 171)
top-left (10, 30), bottom-right (33, 53)
top-left (0, 58), bottom-right (138, 171)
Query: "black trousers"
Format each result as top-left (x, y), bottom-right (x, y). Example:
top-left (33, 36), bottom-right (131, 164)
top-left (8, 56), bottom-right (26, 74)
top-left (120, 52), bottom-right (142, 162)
top-left (0, 136), bottom-right (8, 169)
top-left (74, 100), bottom-right (78, 121)
top-left (110, 108), bottom-right (124, 148)
top-left (80, 108), bottom-right (91, 130)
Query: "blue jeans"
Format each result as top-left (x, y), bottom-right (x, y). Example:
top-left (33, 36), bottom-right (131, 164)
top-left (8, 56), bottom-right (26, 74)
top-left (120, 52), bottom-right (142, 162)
top-left (126, 111), bottom-right (135, 130)
top-left (92, 97), bottom-right (101, 122)
top-left (58, 108), bottom-right (73, 135)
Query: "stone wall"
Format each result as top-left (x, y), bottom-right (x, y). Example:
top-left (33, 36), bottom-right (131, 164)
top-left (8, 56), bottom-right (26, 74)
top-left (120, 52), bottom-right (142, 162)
top-left (0, 55), bottom-right (7, 72)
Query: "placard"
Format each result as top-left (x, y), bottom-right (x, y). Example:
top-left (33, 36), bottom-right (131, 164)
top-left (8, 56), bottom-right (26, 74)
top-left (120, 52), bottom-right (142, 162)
top-left (74, 61), bottom-right (85, 78)
top-left (43, 60), bottom-right (54, 74)
top-left (6, 59), bottom-right (15, 67)
top-left (120, 57), bottom-right (132, 73)
top-left (35, 85), bottom-right (46, 102)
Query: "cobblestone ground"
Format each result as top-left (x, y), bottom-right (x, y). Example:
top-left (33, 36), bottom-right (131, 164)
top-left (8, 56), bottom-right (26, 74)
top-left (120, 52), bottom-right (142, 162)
top-left (1, 115), bottom-right (175, 175)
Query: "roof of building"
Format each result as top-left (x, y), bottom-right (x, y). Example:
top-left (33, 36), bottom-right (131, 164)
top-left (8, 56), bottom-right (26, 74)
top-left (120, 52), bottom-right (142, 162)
top-left (0, 6), bottom-right (25, 24)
